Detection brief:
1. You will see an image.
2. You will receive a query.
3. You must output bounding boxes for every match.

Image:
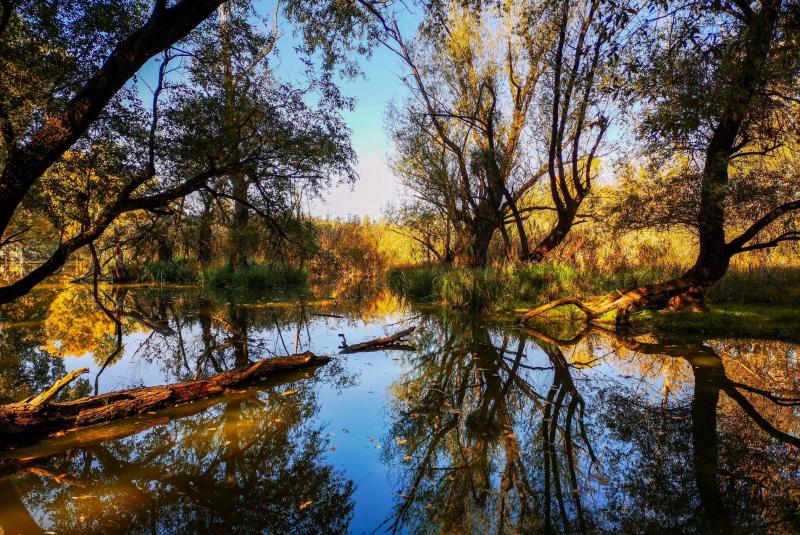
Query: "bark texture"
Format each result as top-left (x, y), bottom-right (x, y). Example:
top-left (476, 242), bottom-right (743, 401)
top-left (0, 352), bottom-right (329, 445)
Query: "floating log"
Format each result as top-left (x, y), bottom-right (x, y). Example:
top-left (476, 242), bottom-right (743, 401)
top-left (0, 352), bottom-right (330, 446)
top-left (339, 327), bottom-right (416, 354)
top-left (0, 366), bottom-right (318, 478)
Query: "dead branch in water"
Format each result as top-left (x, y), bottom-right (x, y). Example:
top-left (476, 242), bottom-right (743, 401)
top-left (0, 352), bottom-right (330, 446)
top-left (339, 327), bottom-right (416, 354)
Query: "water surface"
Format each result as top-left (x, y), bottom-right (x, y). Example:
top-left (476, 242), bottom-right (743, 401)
top-left (0, 285), bottom-right (799, 534)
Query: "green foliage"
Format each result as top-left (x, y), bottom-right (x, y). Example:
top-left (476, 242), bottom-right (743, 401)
top-left (387, 266), bottom-right (440, 301)
top-left (387, 266), bottom-right (506, 311)
top-left (199, 264), bottom-right (307, 291)
top-left (437, 269), bottom-right (502, 312)
top-left (707, 267), bottom-right (800, 306)
top-left (138, 261), bottom-right (198, 284)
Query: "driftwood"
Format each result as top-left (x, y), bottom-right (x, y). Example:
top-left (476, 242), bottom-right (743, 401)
top-left (339, 327), bottom-right (416, 354)
top-left (0, 352), bottom-right (330, 446)
top-left (0, 365), bottom-right (319, 478)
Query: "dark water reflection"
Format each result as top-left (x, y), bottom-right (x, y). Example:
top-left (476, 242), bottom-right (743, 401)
top-left (0, 285), bottom-right (799, 534)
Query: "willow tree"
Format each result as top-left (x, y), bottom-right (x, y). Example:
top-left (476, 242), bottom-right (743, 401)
top-left (383, 0), bottom-right (628, 266)
top-left (524, 0), bottom-right (800, 321)
top-left (173, 0), bottom-right (355, 272)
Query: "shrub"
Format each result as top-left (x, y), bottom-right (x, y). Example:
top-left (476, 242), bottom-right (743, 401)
top-left (387, 265), bottom-right (440, 300)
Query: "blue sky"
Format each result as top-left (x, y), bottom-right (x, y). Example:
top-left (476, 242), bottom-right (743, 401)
top-left (266, 2), bottom-right (419, 220)
top-left (134, 2), bottom-right (418, 220)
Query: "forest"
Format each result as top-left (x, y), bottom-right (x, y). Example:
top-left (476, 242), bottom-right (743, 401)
top-left (0, 0), bottom-right (799, 533)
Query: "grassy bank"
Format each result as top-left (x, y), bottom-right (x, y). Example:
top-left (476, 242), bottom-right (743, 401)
top-left (137, 261), bottom-right (307, 290)
top-left (387, 263), bottom-right (800, 311)
top-left (632, 304), bottom-right (800, 341)
top-left (139, 261), bottom-right (198, 284)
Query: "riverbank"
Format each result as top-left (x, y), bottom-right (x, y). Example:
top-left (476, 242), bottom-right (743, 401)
top-left (387, 263), bottom-right (800, 309)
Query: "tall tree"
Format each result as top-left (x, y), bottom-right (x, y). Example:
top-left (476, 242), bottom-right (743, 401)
top-left (523, 0), bottom-right (800, 322)
top-left (0, 0), bottom-right (364, 302)
top-left (0, 0), bottom-right (227, 243)
top-left (384, 0), bottom-right (627, 265)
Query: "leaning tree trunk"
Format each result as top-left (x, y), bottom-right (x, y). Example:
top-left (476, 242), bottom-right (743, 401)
top-left (525, 202), bottom-right (580, 263)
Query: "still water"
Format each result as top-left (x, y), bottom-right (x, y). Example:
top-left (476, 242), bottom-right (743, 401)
top-left (0, 285), bottom-right (799, 534)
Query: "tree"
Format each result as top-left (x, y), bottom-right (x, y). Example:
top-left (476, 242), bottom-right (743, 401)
top-left (0, 1), bottom-right (227, 303)
top-left (523, 0), bottom-right (800, 321)
top-left (384, 0), bottom-right (627, 266)
top-left (0, 0), bottom-right (227, 247)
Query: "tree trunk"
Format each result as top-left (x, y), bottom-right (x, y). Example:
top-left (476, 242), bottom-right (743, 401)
top-left (197, 193), bottom-right (213, 267)
top-left (526, 207), bottom-right (578, 262)
top-left (465, 216), bottom-right (496, 267)
top-left (228, 174), bottom-right (250, 271)
top-left (0, 352), bottom-right (329, 446)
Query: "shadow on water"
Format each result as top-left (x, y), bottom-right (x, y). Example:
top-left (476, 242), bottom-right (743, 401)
top-left (0, 286), bottom-right (799, 533)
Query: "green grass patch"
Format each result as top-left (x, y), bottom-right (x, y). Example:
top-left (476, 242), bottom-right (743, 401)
top-left (138, 260), bottom-right (198, 283)
top-left (200, 264), bottom-right (307, 291)
top-left (388, 263), bottom-right (800, 313)
top-left (632, 304), bottom-right (800, 341)
top-left (707, 267), bottom-right (800, 305)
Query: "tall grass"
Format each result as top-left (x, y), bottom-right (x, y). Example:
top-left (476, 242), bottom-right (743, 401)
top-left (199, 264), bottom-right (307, 290)
top-left (138, 260), bottom-right (198, 283)
top-left (387, 261), bottom-right (795, 310)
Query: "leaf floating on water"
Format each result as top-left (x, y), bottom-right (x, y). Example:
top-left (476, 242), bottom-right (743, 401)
top-left (330, 447), bottom-right (336, 452)
top-left (299, 500), bottom-right (313, 510)
top-left (403, 455), bottom-right (413, 461)
top-left (282, 389), bottom-right (299, 397)
top-left (376, 444), bottom-right (382, 449)
top-left (395, 437), bottom-right (407, 445)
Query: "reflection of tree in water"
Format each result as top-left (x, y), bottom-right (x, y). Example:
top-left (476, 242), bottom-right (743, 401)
top-left (595, 334), bottom-right (800, 534)
top-left (2, 369), bottom-right (354, 534)
top-left (0, 288), bottom-right (355, 534)
top-left (0, 291), bottom-right (87, 403)
top-left (385, 315), bottom-right (800, 534)
top-left (383, 314), bottom-right (595, 533)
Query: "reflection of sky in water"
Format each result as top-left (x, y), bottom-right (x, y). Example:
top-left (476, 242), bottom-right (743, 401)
top-left (2, 287), bottom-right (800, 533)
top-left (49, 303), bottom-right (417, 533)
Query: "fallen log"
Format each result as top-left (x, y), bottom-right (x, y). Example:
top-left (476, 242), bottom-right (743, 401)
top-left (0, 366), bottom-right (318, 478)
top-left (0, 352), bottom-right (330, 446)
top-left (520, 278), bottom-right (705, 326)
top-left (339, 327), bottom-right (416, 354)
